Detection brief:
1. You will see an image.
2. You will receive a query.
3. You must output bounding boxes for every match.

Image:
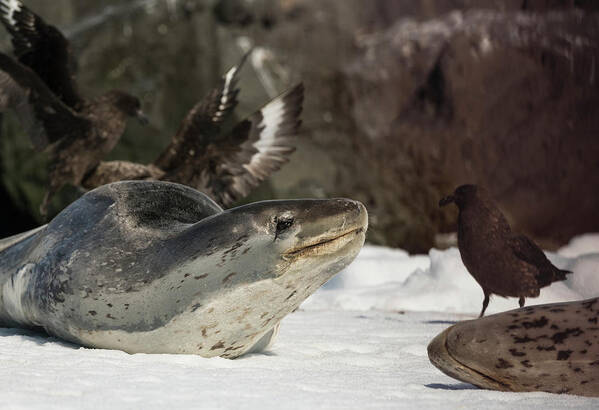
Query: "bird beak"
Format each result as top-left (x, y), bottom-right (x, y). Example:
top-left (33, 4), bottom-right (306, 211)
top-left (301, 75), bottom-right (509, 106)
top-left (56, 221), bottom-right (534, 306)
top-left (136, 109), bottom-right (149, 125)
top-left (439, 195), bottom-right (455, 207)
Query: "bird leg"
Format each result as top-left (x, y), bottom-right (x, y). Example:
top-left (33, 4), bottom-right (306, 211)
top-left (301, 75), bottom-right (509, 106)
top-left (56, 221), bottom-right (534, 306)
top-left (519, 296), bottom-right (525, 308)
top-left (479, 292), bottom-right (490, 318)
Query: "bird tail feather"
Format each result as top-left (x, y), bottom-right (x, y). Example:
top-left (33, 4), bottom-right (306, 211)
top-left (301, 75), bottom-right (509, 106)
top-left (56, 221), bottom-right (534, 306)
top-left (556, 269), bottom-right (573, 280)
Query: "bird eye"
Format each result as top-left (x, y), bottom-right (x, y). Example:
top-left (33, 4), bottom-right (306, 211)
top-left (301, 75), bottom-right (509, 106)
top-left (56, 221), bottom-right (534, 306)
top-left (274, 216), bottom-right (294, 239)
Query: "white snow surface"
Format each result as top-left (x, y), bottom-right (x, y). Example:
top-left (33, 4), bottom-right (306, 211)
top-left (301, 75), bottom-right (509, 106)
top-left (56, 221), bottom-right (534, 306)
top-left (303, 239), bottom-right (599, 314)
top-left (1, 235), bottom-right (598, 408)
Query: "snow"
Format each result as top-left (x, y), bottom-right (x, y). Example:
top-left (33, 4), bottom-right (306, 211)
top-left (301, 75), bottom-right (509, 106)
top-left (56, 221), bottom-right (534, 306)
top-left (1, 236), bottom-right (598, 408)
top-left (557, 233), bottom-right (599, 258)
top-left (303, 240), bottom-right (599, 315)
top-left (2, 311), bottom-right (598, 409)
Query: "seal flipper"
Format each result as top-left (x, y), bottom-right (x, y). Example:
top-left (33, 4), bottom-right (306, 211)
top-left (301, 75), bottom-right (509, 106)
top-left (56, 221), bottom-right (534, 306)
top-left (109, 180), bottom-right (223, 226)
top-left (0, 225), bottom-right (46, 253)
top-left (245, 323), bottom-right (281, 355)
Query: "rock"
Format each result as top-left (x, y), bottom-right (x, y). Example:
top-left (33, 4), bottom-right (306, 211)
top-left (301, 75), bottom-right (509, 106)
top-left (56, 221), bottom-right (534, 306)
top-left (1, 0), bottom-right (598, 252)
top-left (345, 9), bottom-right (599, 250)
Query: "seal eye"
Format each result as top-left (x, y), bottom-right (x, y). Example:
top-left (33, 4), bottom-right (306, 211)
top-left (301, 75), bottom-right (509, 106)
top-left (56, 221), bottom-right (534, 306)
top-left (274, 216), bottom-right (294, 239)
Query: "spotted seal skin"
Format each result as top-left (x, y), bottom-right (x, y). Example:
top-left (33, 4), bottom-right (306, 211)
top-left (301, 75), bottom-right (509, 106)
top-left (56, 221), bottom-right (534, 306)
top-left (0, 181), bottom-right (367, 358)
top-left (428, 298), bottom-right (599, 396)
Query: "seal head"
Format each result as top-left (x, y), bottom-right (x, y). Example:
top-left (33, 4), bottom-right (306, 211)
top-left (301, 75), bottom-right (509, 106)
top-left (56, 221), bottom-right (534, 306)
top-left (428, 298), bottom-right (599, 397)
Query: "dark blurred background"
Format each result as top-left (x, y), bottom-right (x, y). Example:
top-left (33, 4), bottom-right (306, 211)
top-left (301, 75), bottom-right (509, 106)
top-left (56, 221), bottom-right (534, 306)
top-left (1, 0), bottom-right (598, 253)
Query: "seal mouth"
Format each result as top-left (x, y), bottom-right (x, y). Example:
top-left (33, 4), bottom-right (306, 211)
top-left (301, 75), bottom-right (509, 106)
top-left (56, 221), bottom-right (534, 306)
top-left (428, 326), bottom-right (513, 391)
top-left (283, 226), bottom-right (365, 259)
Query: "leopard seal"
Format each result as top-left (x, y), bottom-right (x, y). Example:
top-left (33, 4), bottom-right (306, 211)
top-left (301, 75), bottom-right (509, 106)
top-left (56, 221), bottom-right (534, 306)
top-left (0, 181), bottom-right (367, 358)
top-left (428, 298), bottom-right (599, 396)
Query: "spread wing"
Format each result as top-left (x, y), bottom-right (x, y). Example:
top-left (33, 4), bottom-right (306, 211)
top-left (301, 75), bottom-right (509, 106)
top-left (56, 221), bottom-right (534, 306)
top-left (83, 83), bottom-right (303, 208)
top-left (0, 0), bottom-right (83, 108)
top-left (201, 83), bottom-right (304, 207)
top-left (0, 51), bottom-right (90, 149)
top-left (0, 68), bottom-right (46, 148)
top-left (155, 53), bottom-right (248, 170)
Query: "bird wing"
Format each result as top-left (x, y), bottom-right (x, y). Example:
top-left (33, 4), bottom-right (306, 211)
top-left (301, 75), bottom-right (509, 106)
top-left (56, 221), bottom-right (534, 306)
top-left (154, 54), bottom-right (248, 170)
top-left (0, 51), bottom-right (91, 149)
top-left (507, 234), bottom-right (570, 287)
top-left (201, 83), bottom-right (304, 207)
top-left (0, 0), bottom-right (83, 108)
top-left (0, 68), bottom-right (46, 148)
top-left (508, 234), bottom-right (550, 270)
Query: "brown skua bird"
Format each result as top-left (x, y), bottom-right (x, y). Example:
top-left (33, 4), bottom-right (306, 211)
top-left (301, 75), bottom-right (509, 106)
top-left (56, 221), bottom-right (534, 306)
top-left (439, 184), bottom-right (571, 317)
top-left (0, 0), bottom-right (147, 214)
